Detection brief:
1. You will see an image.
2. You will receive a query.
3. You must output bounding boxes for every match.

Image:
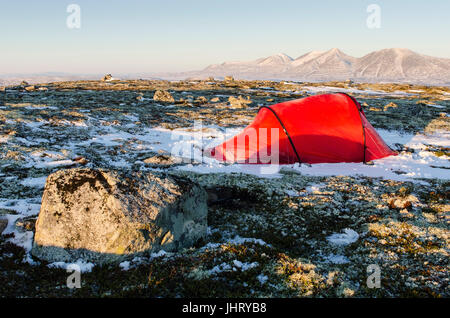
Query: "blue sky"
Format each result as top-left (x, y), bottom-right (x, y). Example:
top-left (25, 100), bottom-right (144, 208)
top-left (1, 0), bottom-right (449, 74)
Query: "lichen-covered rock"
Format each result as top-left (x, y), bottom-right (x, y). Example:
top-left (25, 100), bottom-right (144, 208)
top-left (143, 154), bottom-right (183, 167)
top-left (136, 93), bottom-right (144, 101)
top-left (101, 74), bottom-right (113, 81)
top-left (228, 95), bottom-right (253, 108)
top-left (194, 96), bottom-right (208, 105)
top-left (15, 216), bottom-right (36, 232)
top-left (24, 85), bottom-right (35, 92)
top-left (32, 168), bottom-right (207, 264)
top-left (153, 90), bottom-right (175, 103)
top-left (387, 195), bottom-right (419, 210)
top-left (384, 102), bottom-right (398, 111)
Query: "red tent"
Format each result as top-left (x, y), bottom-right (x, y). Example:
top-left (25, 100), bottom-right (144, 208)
top-left (205, 93), bottom-right (396, 164)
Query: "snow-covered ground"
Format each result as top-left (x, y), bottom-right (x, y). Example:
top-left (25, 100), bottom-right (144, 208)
top-left (5, 117), bottom-right (449, 181)
top-left (289, 85), bottom-right (420, 97)
top-left (0, 197), bottom-right (41, 264)
top-left (114, 124), bottom-right (448, 182)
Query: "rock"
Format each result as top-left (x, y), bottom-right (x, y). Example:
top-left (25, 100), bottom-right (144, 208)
top-left (15, 216), bottom-right (36, 232)
top-left (101, 74), bottom-right (113, 81)
top-left (4, 150), bottom-right (24, 161)
top-left (73, 156), bottom-right (88, 165)
top-left (384, 102), bottom-right (398, 111)
top-left (24, 86), bottom-right (35, 92)
top-left (388, 195), bottom-right (418, 210)
top-left (399, 209), bottom-right (414, 219)
top-left (0, 218), bottom-right (7, 234)
top-left (153, 90), bottom-right (175, 103)
top-left (20, 80), bottom-right (29, 86)
top-left (143, 154), bottom-right (183, 166)
top-left (0, 87), bottom-right (5, 92)
top-left (224, 76), bottom-right (234, 82)
top-left (37, 87), bottom-right (48, 92)
top-left (228, 95), bottom-right (253, 108)
top-left (210, 97), bottom-right (220, 103)
top-left (32, 168), bottom-right (208, 264)
top-left (194, 96), bottom-right (208, 105)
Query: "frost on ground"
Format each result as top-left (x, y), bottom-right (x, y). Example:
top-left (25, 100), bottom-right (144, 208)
top-left (327, 229), bottom-right (359, 246)
top-left (48, 259), bottom-right (95, 273)
top-left (0, 79), bottom-right (448, 297)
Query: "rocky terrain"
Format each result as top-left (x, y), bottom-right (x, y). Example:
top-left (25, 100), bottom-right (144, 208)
top-left (0, 78), bottom-right (449, 297)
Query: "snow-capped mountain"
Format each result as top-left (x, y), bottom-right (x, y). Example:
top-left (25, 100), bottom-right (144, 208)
top-left (353, 48), bottom-right (450, 83)
top-left (288, 48), bottom-right (357, 80)
top-left (203, 53), bottom-right (294, 75)
top-left (290, 50), bottom-right (324, 67)
top-left (255, 53), bottom-right (293, 66)
top-left (194, 48), bottom-right (450, 84)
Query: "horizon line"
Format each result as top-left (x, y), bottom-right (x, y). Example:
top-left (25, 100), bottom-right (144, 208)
top-left (1, 47), bottom-right (450, 77)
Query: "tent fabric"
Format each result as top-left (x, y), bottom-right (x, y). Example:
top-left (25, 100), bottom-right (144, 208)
top-left (205, 93), bottom-right (397, 164)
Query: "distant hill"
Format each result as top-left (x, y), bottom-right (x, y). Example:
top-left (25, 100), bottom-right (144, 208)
top-left (0, 73), bottom-right (100, 86)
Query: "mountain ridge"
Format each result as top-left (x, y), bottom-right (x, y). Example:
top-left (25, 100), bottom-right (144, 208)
top-left (195, 48), bottom-right (450, 85)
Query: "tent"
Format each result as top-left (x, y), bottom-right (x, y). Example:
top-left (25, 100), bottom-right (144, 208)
top-left (205, 93), bottom-right (397, 164)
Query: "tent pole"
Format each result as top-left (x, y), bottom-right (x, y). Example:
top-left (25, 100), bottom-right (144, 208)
top-left (259, 106), bottom-right (302, 165)
top-left (339, 93), bottom-right (367, 164)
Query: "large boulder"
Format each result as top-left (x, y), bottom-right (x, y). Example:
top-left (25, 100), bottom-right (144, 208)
top-left (153, 90), bottom-right (175, 103)
top-left (32, 168), bottom-right (207, 264)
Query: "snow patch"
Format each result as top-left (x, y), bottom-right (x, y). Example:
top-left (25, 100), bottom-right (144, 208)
top-left (257, 274), bottom-right (269, 284)
top-left (323, 254), bottom-right (350, 264)
top-left (327, 229), bottom-right (359, 246)
top-left (0, 198), bottom-right (41, 263)
top-left (48, 259), bottom-right (95, 273)
top-left (210, 262), bottom-right (232, 274)
top-left (150, 249), bottom-right (169, 259)
top-left (20, 176), bottom-right (47, 188)
top-left (232, 260), bottom-right (259, 271)
top-left (119, 261), bottom-right (131, 271)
